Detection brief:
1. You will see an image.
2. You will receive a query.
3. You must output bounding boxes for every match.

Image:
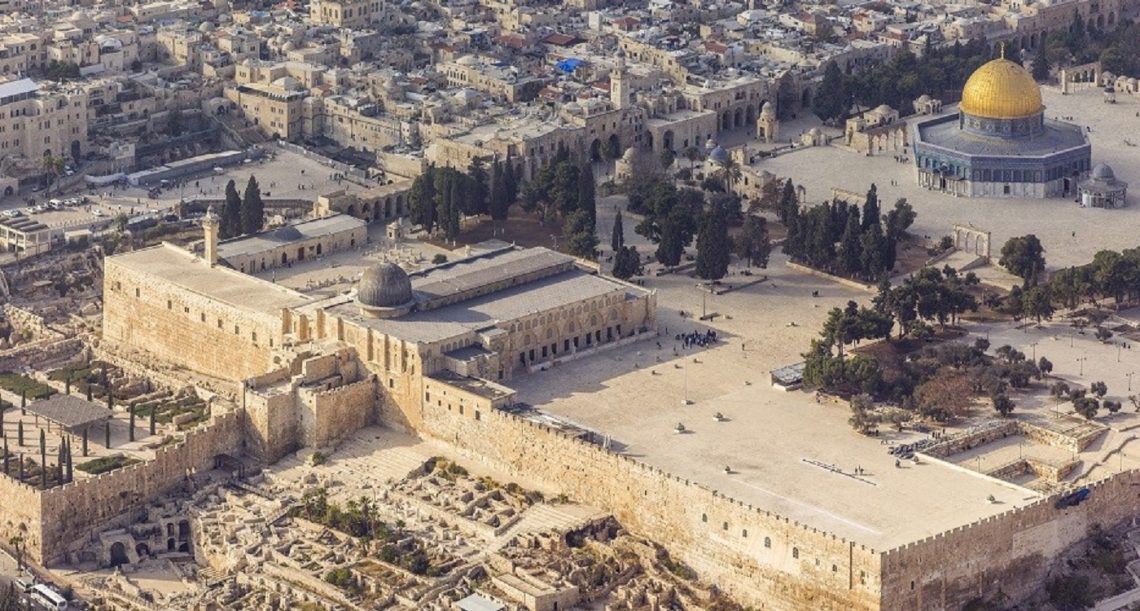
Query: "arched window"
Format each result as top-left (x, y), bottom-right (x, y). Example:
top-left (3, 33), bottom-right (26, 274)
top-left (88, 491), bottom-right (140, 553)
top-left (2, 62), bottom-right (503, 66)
top-left (764, 537), bottom-right (771, 548)
top-left (792, 547), bottom-right (799, 559)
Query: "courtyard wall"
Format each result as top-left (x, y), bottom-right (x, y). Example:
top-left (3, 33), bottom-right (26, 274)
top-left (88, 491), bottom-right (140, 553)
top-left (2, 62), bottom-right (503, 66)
top-left (414, 399), bottom-right (883, 611)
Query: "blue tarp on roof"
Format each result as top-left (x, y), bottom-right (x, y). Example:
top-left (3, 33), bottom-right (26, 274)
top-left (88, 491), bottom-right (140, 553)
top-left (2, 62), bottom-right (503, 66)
top-left (556, 58), bottom-right (584, 73)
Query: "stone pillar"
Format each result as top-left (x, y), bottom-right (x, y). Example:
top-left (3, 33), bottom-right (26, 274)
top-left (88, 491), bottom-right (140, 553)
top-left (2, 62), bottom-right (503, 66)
top-left (202, 206), bottom-right (219, 267)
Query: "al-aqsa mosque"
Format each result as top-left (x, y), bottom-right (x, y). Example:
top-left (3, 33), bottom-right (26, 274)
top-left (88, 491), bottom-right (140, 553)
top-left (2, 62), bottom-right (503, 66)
top-left (913, 51), bottom-right (1091, 198)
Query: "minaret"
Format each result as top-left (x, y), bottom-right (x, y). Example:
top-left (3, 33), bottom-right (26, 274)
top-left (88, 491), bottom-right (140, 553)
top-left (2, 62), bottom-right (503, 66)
top-left (202, 205), bottom-right (219, 267)
top-left (611, 51), bottom-right (630, 110)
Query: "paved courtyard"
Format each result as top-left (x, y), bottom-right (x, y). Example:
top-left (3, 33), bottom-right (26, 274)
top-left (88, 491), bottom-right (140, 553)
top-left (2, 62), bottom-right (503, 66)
top-left (752, 86), bottom-right (1140, 269)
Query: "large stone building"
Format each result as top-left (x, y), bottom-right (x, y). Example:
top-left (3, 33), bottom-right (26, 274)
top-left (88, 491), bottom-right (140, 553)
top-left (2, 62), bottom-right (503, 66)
top-left (913, 55), bottom-right (1092, 198)
top-left (0, 78), bottom-right (88, 162)
top-left (103, 232), bottom-right (656, 458)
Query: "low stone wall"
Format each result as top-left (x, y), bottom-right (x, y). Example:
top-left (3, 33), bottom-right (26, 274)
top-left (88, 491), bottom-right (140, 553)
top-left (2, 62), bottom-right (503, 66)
top-left (923, 421), bottom-right (1020, 458)
top-left (785, 261), bottom-right (876, 294)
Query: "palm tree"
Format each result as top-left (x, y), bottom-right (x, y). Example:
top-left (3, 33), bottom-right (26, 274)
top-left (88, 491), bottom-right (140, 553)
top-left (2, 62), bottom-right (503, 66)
top-left (718, 156), bottom-right (742, 193)
top-left (41, 154), bottom-right (65, 195)
top-left (8, 535), bottom-right (23, 569)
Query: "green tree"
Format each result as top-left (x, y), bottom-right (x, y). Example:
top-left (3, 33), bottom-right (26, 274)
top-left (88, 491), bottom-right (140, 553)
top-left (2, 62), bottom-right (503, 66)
top-left (611, 210), bottom-right (625, 252)
top-left (409, 165), bottom-right (437, 232)
top-left (837, 212), bottom-right (863, 276)
top-left (683, 146), bottom-right (702, 171)
top-left (1031, 51), bottom-right (1051, 82)
top-left (1022, 286), bottom-right (1055, 323)
top-left (562, 210), bottom-right (598, 259)
top-left (813, 61), bottom-right (847, 122)
top-left (167, 109), bottom-right (185, 137)
top-left (658, 148), bottom-right (675, 169)
top-left (578, 162), bottom-right (596, 227)
top-left (612, 246), bottom-right (643, 280)
top-left (999, 234), bottom-right (1046, 287)
top-left (446, 177), bottom-right (462, 239)
top-left (240, 175), bottom-right (264, 235)
top-left (220, 179), bottom-right (242, 239)
top-left (992, 393), bottom-right (1015, 417)
top-left (735, 215), bottom-right (771, 268)
top-left (695, 202), bottom-right (730, 280)
top-left (655, 213), bottom-right (686, 267)
top-left (861, 184), bottom-right (880, 231)
top-left (777, 179), bottom-right (798, 225)
top-left (465, 157), bottom-right (489, 216)
top-left (489, 161), bottom-right (508, 221)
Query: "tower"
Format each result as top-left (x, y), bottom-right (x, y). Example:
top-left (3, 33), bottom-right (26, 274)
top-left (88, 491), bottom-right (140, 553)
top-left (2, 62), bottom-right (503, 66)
top-left (611, 52), bottom-right (630, 110)
top-left (756, 102), bottom-right (778, 143)
top-left (202, 205), bottom-right (219, 266)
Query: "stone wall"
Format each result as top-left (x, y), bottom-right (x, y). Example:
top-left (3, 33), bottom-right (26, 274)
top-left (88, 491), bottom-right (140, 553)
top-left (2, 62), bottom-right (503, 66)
top-left (414, 402), bottom-right (882, 611)
top-left (102, 258), bottom-right (278, 382)
top-left (880, 472), bottom-right (1140, 609)
top-left (306, 378), bottom-right (377, 448)
top-left (37, 410), bottom-right (243, 563)
top-left (0, 470), bottom-right (45, 563)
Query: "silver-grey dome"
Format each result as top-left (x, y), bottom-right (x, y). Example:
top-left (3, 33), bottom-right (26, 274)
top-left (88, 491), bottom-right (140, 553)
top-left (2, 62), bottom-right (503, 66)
top-left (708, 145), bottom-right (729, 165)
top-left (358, 262), bottom-right (412, 308)
top-left (1091, 163), bottom-right (1115, 180)
top-left (271, 225), bottom-right (303, 241)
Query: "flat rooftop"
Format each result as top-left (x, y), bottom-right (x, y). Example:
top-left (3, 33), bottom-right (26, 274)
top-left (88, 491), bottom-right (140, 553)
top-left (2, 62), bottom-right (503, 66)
top-left (330, 269), bottom-right (636, 344)
top-left (915, 112), bottom-right (1089, 158)
top-left (217, 214), bottom-right (366, 260)
top-left (409, 245), bottom-right (573, 304)
top-left (109, 243), bottom-right (310, 315)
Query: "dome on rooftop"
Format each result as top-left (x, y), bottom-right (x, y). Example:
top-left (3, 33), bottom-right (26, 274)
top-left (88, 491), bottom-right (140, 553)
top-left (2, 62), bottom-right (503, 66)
top-left (357, 262), bottom-right (413, 311)
top-left (708, 145), bottom-right (729, 165)
top-left (1091, 163), bottom-right (1116, 181)
top-left (271, 225), bottom-right (302, 241)
top-left (959, 58), bottom-right (1043, 120)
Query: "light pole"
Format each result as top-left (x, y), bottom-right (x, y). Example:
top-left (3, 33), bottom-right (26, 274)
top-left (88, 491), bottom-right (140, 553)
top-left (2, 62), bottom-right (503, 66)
top-left (1127, 371), bottom-right (1136, 392)
top-left (1030, 342), bottom-right (1037, 361)
top-left (1077, 355), bottom-right (1088, 376)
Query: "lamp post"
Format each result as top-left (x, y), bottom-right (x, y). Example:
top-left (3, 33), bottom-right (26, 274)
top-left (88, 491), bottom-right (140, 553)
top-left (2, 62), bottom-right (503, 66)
top-left (1127, 371), bottom-right (1136, 392)
top-left (1030, 342), bottom-right (1038, 361)
top-left (1077, 355), bottom-right (1088, 376)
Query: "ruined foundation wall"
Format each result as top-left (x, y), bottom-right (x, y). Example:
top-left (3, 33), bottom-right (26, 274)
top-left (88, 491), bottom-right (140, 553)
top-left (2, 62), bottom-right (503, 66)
top-left (37, 411), bottom-right (244, 563)
top-left (307, 378), bottom-right (377, 448)
top-left (0, 472), bottom-right (45, 563)
top-left (880, 471), bottom-right (1140, 610)
top-left (417, 402), bottom-right (882, 611)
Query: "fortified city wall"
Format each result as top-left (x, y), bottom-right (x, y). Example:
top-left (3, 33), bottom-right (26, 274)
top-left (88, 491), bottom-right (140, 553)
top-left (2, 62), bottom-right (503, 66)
top-left (102, 257), bottom-right (278, 382)
top-left (413, 390), bottom-right (883, 611)
top-left (0, 411), bottom-right (243, 565)
top-left (880, 471), bottom-right (1140, 609)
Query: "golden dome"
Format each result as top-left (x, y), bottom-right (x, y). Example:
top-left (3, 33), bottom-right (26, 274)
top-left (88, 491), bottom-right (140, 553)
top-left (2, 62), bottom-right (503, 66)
top-left (959, 58), bottom-right (1043, 119)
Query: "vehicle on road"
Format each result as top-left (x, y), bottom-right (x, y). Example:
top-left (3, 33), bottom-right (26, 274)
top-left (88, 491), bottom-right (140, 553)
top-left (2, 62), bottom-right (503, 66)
top-left (30, 583), bottom-right (68, 610)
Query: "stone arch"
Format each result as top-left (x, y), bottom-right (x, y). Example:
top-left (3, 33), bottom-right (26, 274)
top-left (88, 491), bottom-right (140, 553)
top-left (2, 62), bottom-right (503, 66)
top-left (801, 88), bottom-right (811, 108)
top-left (179, 520), bottom-right (191, 540)
top-left (136, 542), bottom-right (150, 558)
top-left (346, 204), bottom-right (357, 217)
top-left (109, 541), bottom-right (129, 566)
top-left (166, 523), bottom-right (175, 537)
top-left (590, 138), bottom-right (602, 161)
top-left (608, 134), bottom-right (620, 157)
top-left (746, 104), bottom-right (757, 124)
top-left (397, 195), bottom-right (405, 214)
top-left (3, 186), bottom-right (12, 197)
top-left (316, 243), bottom-right (323, 255)
top-left (71, 140), bottom-right (81, 161)
top-left (721, 111), bottom-right (730, 130)
top-left (1108, 11), bottom-right (1115, 25)
top-left (734, 107), bottom-right (744, 127)
top-left (663, 130), bottom-right (674, 152)
top-left (1096, 14), bottom-right (1104, 28)
top-left (385, 198), bottom-right (393, 218)
top-left (362, 203), bottom-right (371, 219)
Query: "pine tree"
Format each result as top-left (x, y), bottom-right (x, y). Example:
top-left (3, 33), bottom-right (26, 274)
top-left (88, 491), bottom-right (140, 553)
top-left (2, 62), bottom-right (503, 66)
top-left (611, 210), bottom-right (625, 252)
top-left (105, 421), bottom-right (111, 448)
top-left (861, 184), bottom-right (880, 231)
top-left (504, 160), bottom-right (520, 205)
top-left (240, 175), bottom-right (264, 235)
top-left (128, 406), bottom-right (136, 442)
top-left (17, 421), bottom-right (23, 447)
top-left (149, 405), bottom-right (156, 436)
top-left (735, 215), bottom-right (771, 268)
top-left (465, 158), bottom-right (489, 216)
top-left (695, 204), bottom-right (730, 280)
top-left (860, 222), bottom-right (887, 278)
top-left (813, 61), bottom-right (847, 122)
top-left (838, 212), bottom-right (864, 276)
top-left (612, 246), bottom-right (643, 280)
top-left (578, 162), bottom-right (596, 227)
top-left (409, 166), bottom-right (437, 232)
top-left (563, 210), bottom-right (599, 259)
top-left (221, 180), bottom-right (242, 238)
top-left (82, 427), bottom-right (88, 457)
top-left (1031, 51), bottom-right (1051, 82)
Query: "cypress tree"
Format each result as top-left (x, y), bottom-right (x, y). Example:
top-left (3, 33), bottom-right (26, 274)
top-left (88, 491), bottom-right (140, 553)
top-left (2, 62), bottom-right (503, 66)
top-left (19, 452), bottom-right (24, 480)
top-left (611, 210), bottom-right (625, 252)
top-left (65, 438), bottom-right (72, 483)
top-left (221, 180), bottom-right (242, 238)
top-left (129, 406), bottom-right (135, 442)
top-left (447, 177), bottom-right (462, 240)
top-left (860, 222), bottom-right (887, 278)
top-left (39, 429), bottom-right (46, 488)
top-left (105, 420), bottom-right (111, 448)
top-left (17, 421), bottom-right (23, 446)
top-left (838, 212), bottom-right (864, 276)
top-left (86, 385), bottom-right (92, 402)
top-left (505, 161), bottom-right (520, 204)
top-left (861, 184), bottom-right (880, 231)
top-left (813, 61), bottom-right (847, 122)
top-left (149, 406), bottom-right (156, 436)
top-left (56, 437), bottom-right (64, 481)
top-left (695, 204), bottom-right (730, 280)
top-left (489, 161), bottom-right (508, 221)
top-left (82, 427), bottom-right (88, 457)
top-left (655, 215), bottom-right (685, 267)
top-left (3, 437), bottom-right (8, 474)
top-left (240, 175), bottom-right (264, 235)
top-left (20, 390), bottom-right (26, 415)
top-left (65, 375), bottom-right (71, 395)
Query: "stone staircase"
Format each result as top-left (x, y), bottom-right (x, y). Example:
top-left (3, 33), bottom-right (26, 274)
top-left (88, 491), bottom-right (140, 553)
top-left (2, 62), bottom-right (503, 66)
top-left (489, 503), bottom-right (607, 552)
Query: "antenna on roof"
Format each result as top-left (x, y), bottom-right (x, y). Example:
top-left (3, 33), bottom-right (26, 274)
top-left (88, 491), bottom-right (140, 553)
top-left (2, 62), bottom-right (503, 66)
top-left (999, 42), bottom-right (1006, 59)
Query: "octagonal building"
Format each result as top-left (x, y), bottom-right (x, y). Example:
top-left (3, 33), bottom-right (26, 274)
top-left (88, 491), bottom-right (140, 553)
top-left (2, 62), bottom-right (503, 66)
top-left (913, 54), bottom-right (1091, 198)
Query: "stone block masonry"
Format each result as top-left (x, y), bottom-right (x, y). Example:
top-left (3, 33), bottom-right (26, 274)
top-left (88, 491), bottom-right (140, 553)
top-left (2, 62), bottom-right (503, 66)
top-left (0, 411), bottom-right (243, 565)
top-left (415, 400), bottom-right (883, 610)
